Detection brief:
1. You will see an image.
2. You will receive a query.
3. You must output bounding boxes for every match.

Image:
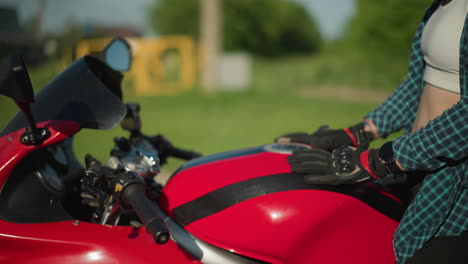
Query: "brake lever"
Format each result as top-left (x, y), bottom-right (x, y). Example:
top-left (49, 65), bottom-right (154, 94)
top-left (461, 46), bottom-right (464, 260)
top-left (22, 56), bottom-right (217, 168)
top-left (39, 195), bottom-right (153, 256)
top-left (81, 170), bottom-right (108, 222)
top-left (82, 154), bottom-right (118, 222)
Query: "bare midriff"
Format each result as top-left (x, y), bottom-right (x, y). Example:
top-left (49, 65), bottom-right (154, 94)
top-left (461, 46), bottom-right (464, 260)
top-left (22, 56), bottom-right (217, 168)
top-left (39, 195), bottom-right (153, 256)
top-left (411, 83), bottom-right (461, 132)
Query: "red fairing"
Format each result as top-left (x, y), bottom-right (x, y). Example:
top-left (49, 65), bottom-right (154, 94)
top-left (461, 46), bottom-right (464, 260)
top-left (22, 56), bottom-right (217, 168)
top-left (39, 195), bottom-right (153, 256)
top-left (0, 220), bottom-right (201, 264)
top-left (0, 121), bottom-right (81, 189)
top-left (187, 190), bottom-right (397, 264)
top-left (161, 147), bottom-right (399, 264)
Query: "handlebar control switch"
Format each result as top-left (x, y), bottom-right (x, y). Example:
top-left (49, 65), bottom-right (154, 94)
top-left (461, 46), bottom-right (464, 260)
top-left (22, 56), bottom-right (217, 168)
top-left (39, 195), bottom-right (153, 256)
top-left (111, 169), bottom-right (144, 205)
top-left (112, 170), bottom-right (170, 244)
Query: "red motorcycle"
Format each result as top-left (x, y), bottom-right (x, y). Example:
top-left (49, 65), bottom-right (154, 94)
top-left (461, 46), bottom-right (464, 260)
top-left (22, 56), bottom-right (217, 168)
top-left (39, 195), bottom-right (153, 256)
top-left (0, 39), bottom-right (403, 264)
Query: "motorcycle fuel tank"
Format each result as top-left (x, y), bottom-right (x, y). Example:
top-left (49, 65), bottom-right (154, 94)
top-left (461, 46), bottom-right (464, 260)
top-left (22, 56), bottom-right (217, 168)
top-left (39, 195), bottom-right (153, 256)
top-left (160, 144), bottom-right (402, 264)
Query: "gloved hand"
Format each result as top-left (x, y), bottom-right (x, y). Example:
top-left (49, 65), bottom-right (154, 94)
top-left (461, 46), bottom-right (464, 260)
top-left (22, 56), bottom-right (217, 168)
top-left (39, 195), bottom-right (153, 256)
top-left (275, 123), bottom-right (374, 151)
top-left (287, 145), bottom-right (393, 185)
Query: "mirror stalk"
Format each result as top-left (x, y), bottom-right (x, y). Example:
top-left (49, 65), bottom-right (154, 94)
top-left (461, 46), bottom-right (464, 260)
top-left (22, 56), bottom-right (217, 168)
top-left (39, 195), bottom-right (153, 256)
top-left (15, 100), bottom-right (50, 146)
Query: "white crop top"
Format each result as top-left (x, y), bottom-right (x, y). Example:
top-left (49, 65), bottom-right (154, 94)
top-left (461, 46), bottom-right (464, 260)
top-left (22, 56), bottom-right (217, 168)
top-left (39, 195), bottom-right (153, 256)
top-left (421, 0), bottom-right (468, 94)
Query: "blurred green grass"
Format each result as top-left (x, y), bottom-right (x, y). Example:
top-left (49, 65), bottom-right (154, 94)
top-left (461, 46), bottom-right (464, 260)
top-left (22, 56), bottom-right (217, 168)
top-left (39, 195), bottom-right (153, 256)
top-left (1, 54), bottom-right (404, 172)
top-left (253, 47), bottom-right (408, 94)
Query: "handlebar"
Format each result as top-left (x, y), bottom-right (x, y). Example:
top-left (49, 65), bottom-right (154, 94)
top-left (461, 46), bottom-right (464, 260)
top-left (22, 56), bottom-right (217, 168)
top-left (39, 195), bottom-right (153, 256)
top-left (144, 134), bottom-right (202, 165)
top-left (83, 154), bottom-right (170, 244)
top-left (120, 181), bottom-right (170, 244)
top-left (170, 146), bottom-right (202, 160)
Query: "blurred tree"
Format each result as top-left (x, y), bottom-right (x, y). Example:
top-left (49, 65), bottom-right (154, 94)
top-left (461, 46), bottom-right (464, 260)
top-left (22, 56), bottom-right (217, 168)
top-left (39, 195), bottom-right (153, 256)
top-left (148, 0), bottom-right (322, 56)
top-left (53, 21), bottom-right (85, 61)
top-left (343, 0), bottom-right (430, 62)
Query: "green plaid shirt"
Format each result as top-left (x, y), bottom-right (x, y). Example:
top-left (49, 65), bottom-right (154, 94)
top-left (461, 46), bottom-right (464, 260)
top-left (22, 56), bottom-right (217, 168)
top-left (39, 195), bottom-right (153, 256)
top-left (366, 1), bottom-right (468, 263)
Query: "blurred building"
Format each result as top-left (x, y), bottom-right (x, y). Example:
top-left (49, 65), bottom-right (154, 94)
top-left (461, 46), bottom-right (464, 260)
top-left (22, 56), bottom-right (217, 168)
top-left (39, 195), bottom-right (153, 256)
top-left (0, 7), bottom-right (46, 65)
top-left (83, 24), bottom-right (143, 39)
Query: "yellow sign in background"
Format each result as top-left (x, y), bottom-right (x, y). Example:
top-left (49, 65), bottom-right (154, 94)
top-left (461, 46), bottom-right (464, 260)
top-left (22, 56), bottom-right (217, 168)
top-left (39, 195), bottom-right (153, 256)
top-left (74, 36), bottom-right (196, 95)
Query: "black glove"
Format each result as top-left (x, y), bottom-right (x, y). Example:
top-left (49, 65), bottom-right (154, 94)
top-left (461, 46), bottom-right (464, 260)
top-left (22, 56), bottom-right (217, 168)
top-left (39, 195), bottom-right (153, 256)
top-left (276, 123), bottom-right (374, 151)
top-left (287, 146), bottom-right (392, 185)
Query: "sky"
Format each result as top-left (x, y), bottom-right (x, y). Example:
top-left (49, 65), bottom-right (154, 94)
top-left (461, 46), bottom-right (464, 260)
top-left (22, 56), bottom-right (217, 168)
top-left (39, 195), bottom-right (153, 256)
top-left (0, 0), bottom-right (356, 40)
top-left (294, 0), bottom-right (356, 39)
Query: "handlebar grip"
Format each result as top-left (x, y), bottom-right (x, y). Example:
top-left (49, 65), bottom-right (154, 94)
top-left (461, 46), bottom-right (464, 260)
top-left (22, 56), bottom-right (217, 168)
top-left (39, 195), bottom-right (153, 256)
top-left (121, 183), bottom-right (170, 244)
top-left (146, 218), bottom-right (170, 244)
top-left (170, 147), bottom-right (202, 160)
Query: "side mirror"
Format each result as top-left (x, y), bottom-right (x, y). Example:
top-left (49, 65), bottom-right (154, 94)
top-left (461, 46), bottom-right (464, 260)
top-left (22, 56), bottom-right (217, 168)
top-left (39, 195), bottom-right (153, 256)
top-left (0, 53), bottom-right (35, 104)
top-left (103, 38), bottom-right (132, 72)
top-left (0, 53), bottom-right (50, 145)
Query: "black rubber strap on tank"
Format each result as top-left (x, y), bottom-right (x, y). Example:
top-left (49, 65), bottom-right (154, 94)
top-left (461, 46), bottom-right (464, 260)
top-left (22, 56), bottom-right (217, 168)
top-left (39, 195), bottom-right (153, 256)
top-left (172, 173), bottom-right (404, 226)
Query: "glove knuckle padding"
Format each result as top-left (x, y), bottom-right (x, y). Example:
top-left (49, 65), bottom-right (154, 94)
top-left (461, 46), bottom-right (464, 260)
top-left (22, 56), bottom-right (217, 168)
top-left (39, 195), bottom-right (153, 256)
top-left (290, 144), bottom-right (383, 185)
top-left (330, 146), bottom-right (373, 184)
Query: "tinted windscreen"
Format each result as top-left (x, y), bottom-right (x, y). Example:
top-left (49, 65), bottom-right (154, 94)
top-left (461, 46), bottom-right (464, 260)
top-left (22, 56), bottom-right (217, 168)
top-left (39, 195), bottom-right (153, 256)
top-left (0, 56), bottom-right (126, 136)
